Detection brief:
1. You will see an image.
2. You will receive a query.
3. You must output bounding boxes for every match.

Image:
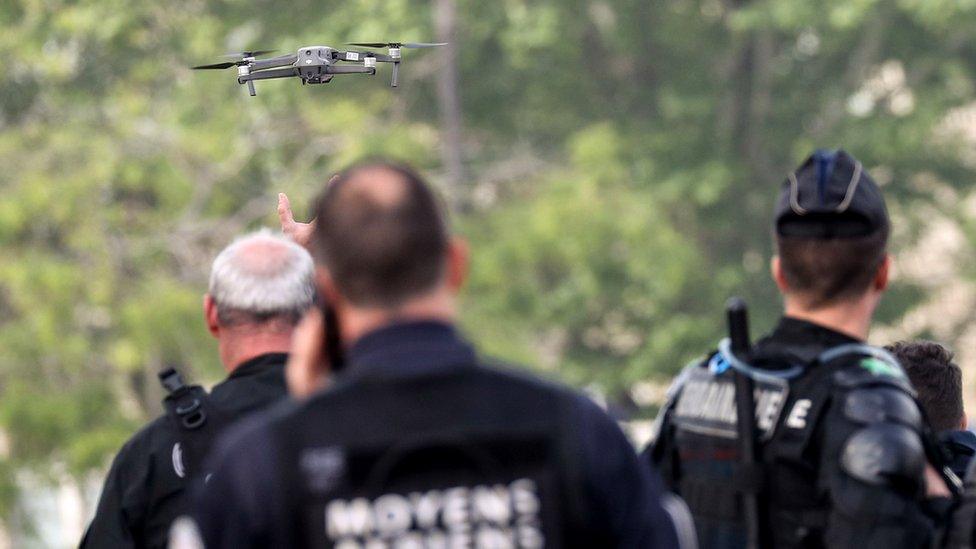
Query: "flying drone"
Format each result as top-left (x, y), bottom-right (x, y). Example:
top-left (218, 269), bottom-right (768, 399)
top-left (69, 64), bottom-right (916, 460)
top-left (192, 42), bottom-right (446, 96)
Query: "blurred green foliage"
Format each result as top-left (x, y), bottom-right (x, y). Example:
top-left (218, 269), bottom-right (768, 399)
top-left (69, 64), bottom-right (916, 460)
top-left (1, 0), bottom-right (976, 523)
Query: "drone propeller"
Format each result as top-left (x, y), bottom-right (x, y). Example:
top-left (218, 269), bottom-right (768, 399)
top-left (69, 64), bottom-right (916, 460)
top-left (192, 61), bottom-right (237, 70)
top-left (221, 50), bottom-right (277, 58)
top-left (348, 42), bottom-right (447, 49)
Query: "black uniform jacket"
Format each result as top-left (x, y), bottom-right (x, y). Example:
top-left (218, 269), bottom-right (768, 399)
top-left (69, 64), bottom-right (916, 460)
top-left (647, 317), bottom-right (938, 549)
top-left (80, 353), bottom-right (289, 549)
top-left (941, 430), bottom-right (976, 480)
top-left (191, 321), bottom-right (685, 548)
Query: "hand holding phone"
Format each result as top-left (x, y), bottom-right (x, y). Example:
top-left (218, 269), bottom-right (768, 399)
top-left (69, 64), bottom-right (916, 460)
top-left (286, 307), bottom-right (330, 398)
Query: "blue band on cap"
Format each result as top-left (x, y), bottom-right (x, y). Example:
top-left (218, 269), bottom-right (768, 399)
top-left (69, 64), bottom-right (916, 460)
top-left (813, 149), bottom-right (838, 205)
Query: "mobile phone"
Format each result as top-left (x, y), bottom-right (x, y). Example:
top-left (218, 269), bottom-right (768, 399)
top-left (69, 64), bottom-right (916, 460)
top-left (318, 294), bottom-right (346, 372)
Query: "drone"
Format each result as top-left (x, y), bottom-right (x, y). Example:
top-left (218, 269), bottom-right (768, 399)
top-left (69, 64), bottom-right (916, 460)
top-left (192, 42), bottom-right (446, 96)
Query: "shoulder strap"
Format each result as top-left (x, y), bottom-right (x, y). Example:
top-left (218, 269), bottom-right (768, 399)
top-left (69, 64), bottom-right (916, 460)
top-left (158, 368), bottom-right (228, 481)
top-left (823, 344), bottom-right (915, 394)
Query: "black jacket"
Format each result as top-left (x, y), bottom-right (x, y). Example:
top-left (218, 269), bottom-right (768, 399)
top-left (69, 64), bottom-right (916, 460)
top-left (80, 353), bottom-right (289, 549)
top-left (941, 430), bottom-right (976, 480)
top-left (191, 321), bottom-right (687, 548)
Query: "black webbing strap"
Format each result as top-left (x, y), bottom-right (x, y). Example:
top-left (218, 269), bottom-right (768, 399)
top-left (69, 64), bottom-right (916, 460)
top-left (159, 368), bottom-right (208, 429)
top-left (158, 368), bottom-right (225, 481)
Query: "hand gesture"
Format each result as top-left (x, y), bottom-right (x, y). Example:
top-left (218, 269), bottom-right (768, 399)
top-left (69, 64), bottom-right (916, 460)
top-left (277, 193), bottom-right (315, 247)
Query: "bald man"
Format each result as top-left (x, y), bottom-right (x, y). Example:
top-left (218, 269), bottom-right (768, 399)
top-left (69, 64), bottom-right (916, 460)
top-left (187, 161), bottom-right (689, 549)
top-left (81, 230), bottom-right (315, 549)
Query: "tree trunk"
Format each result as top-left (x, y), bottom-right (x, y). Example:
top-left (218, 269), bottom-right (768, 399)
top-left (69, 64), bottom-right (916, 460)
top-left (434, 0), bottom-right (465, 211)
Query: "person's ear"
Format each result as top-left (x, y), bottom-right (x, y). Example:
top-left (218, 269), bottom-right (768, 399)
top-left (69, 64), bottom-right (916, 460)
top-left (874, 254), bottom-right (891, 292)
top-left (446, 237), bottom-right (469, 293)
top-left (771, 256), bottom-right (789, 292)
top-left (203, 294), bottom-right (220, 338)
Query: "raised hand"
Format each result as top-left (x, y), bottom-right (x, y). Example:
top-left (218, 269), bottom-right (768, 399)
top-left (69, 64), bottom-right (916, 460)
top-left (277, 193), bottom-right (315, 247)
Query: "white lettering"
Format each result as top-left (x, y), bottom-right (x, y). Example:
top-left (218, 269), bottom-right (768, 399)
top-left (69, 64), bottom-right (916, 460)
top-left (510, 480), bottom-right (540, 516)
top-left (786, 399), bottom-right (812, 429)
top-left (448, 530), bottom-right (472, 549)
top-left (472, 486), bottom-right (512, 525)
top-left (756, 390), bottom-right (784, 432)
top-left (474, 525), bottom-right (515, 549)
top-left (516, 524), bottom-right (545, 549)
top-left (328, 499), bottom-right (374, 538)
top-left (393, 533), bottom-right (424, 549)
top-left (442, 487), bottom-right (471, 528)
top-left (410, 491), bottom-right (442, 529)
top-left (427, 530), bottom-right (448, 549)
top-left (374, 494), bottom-right (412, 536)
top-left (325, 478), bottom-right (544, 548)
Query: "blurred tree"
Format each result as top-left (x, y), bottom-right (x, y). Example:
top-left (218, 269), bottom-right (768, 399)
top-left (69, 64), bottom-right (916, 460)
top-left (1, 0), bottom-right (976, 536)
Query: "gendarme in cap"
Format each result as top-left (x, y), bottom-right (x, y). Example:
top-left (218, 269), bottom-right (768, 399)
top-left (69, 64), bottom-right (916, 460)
top-left (775, 149), bottom-right (889, 238)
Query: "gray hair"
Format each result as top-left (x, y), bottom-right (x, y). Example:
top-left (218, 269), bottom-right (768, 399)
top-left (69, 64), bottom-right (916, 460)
top-left (208, 229), bottom-right (315, 326)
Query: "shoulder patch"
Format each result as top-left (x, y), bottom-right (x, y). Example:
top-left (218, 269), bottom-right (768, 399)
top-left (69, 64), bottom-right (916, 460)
top-left (833, 364), bottom-right (914, 393)
top-left (858, 357), bottom-right (906, 380)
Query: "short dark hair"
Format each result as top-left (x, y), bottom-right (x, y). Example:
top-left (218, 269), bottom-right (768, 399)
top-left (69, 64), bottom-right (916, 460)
top-left (885, 341), bottom-right (964, 432)
top-left (311, 160), bottom-right (449, 307)
top-left (775, 226), bottom-right (888, 309)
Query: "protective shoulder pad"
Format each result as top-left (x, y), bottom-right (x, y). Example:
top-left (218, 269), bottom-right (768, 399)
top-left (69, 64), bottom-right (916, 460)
top-left (841, 423), bottom-right (925, 491)
top-left (842, 386), bottom-right (923, 430)
top-left (832, 359), bottom-right (914, 393)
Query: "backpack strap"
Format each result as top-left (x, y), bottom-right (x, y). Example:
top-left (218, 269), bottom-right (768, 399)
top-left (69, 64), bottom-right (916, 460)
top-left (820, 343), bottom-right (909, 384)
top-left (158, 368), bottom-right (226, 481)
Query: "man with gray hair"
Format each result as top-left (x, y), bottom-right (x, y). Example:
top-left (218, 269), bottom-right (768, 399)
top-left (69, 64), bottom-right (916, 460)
top-left (81, 229), bottom-right (314, 549)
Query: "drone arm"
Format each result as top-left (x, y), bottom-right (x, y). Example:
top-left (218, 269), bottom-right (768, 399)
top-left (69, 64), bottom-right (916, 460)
top-left (332, 50), bottom-right (368, 63)
top-left (325, 65), bottom-right (376, 75)
top-left (238, 67), bottom-right (300, 82)
top-left (366, 53), bottom-right (395, 63)
top-left (250, 54), bottom-right (298, 71)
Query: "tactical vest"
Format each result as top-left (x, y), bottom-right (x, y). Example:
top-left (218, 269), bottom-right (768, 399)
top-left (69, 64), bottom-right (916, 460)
top-left (657, 343), bottom-right (905, 548)
top-left (275, 362), bottom-right (590, 549)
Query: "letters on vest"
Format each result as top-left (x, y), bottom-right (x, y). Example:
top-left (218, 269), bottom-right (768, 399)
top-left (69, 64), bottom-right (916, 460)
top-left (672, 366), bottom-right (789, 441)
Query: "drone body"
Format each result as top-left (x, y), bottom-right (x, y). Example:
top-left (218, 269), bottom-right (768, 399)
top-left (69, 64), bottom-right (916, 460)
top-left (192, 42), bottom-right (445, 96)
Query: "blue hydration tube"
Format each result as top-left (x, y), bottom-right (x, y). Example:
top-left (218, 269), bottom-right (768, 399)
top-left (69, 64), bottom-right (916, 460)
top-left (710, 337), bottom-right (805, 382)
top-left (710, 339), bottom-right (905, 383)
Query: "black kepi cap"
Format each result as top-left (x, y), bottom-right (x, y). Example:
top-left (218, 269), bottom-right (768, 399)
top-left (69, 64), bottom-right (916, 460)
top-left (775, 149), bottom-right (889, 238)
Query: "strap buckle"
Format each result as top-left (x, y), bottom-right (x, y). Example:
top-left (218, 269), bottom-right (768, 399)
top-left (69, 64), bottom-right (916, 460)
top-left (176, 399), bottom-right (207, 430)
top-left (158, 367), bottom-right (186, 394)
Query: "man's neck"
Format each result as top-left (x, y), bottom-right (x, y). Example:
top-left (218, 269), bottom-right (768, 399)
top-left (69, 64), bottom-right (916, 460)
top-left (340, 293), bottom-right (457, 347)
top-left (219, 329), bottom-right (293, 373)
top-left (782, 299), bottom-right (874, 341)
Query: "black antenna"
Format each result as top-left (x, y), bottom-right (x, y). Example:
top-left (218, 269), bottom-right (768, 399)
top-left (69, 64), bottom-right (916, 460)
top-left (726, 297), bottom-right (763, 549)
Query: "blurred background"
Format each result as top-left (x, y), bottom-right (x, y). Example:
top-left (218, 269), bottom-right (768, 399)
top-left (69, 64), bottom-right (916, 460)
top-left (2, 0), bottom-right (976, 545)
